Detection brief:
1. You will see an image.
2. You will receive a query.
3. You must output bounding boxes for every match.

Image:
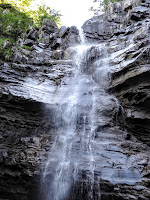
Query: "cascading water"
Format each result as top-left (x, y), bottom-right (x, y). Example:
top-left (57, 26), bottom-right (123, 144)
top-left (42, 27), bottom-right (118, 200)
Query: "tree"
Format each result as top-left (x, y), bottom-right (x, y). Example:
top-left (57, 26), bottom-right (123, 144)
top-left (0, 0), bottom-right (61, 26)
top-left (90, 0), bottom-right (122, 15)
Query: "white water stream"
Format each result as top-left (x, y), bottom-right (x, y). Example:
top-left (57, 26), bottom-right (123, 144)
top-left (42, 27), bottom-right (113, 200)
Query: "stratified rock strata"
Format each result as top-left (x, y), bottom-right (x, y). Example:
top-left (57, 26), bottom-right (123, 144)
top-left (83, 0), bottom-right (150, 146)
top-left (0, 0), bottom-right (150, 199)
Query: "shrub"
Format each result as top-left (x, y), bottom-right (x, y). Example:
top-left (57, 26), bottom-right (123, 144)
top-left (0, 37), bottom-right (14, 60)
top-left (34, 5), bottom-right (62, 27)
top-left (103, 0), bottom-right (122, 10)
top-left (90, 0), bottom-right (123, 14)
top-left (0, 3), bottom-right (33, 41)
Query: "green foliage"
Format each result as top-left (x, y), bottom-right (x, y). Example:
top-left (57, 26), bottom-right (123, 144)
top-left (0, 0), bottom-right (61, 61)
top-left (0, 0), bottom-right (61, 27)
top-left (0, 4), bottom-right (33, 41)
top-left (91, 0), bottom-right (123, 14)
top-left (0, 37), bottom-right (14, 60)
top-left (21, 45), bottom-right (31, 50)
top-left (34, 6), bottom-right (62, 27)
top-left (38, 38), bottom-right (45, 42)
top-left (103, 0), bottom-right (122, 10)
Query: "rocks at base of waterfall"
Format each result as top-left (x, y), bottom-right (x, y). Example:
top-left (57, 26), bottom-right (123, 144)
top-left (0, 99), bottom-right (52, 200)
top-left (63, 47), bottom-right (77, 60)
top-left (64, 126), bottom-right (150, 200)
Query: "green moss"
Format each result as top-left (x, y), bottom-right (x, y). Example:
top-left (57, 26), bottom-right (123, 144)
top-left (21, 45), bottom-right (31, 50)
top-left (38, 38), bottom-right (44, 42)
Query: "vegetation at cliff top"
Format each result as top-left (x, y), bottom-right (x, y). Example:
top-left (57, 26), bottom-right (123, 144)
top-left (91, 0), bottom-right (123, 14)
top-left (103, 0), bottom-right (123, 9)
top-left (0, 0), bottom-right (61, 60)
top-left (0, 0), bottom-right (61, 26)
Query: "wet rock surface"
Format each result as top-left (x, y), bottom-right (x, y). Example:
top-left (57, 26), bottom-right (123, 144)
top-left (83, 0), bottom-right (150, 146)
top-left (0, 0), bottom-right (150, 199)
top-left (0, 58), bottom-right (74, 199)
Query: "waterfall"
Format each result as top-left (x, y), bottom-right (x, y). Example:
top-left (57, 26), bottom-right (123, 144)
top-left (42, 27), bottom-right (115, 200)
top-left (77, 26), bottom-right (86, 44)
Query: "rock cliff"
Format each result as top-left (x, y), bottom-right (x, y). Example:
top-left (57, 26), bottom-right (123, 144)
top-left (83, 0), bottom-right (150, 146)
top-left (0, 0), bottom-right (150, 200)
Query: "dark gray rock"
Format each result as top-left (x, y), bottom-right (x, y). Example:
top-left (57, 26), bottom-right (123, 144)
top-left (13, 48), bottom-right (29, 64)
top-left (50, 37), bottom-right (62, 50)
top-left (82, 0), bottom-right (149, 43)
top-left (61, 26), bottom-right (80, 50)
top-left (51, 50), bottom-right (64, 60)
top-left (26, 27), bottom-right (38, 41)
top-left (0, 0), bottom-right (150, 199)
top-left (103, 0), bottom-right (150, 147)
top-left (82, 0), bottom-right (150, 148)
top-left (39, 19), bottom-right (58, 35)
top-left (130, 6), bottom-right (149, 21)
top-left (0, 54), bottom-right (74, 199)
top-left (58, 26), bottom-right (67, 37)
top-left (23, 39), bottom-right (35, 47)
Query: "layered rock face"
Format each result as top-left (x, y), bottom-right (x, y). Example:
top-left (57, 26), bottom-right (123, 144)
top-left (0, 0), bottom-right (150, 200)
top-left (83, 0), bottom-right (150, 145)
top-left (0, 22), bottom-right (78, 200)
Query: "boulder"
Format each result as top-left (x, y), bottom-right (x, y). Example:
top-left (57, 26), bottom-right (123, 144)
top-left (130, 6), bottom-right (149, 21)
top-left (39, 19), bottom-right (58, 35)
top-left (61, 26), bottom-right (80, 50)
top-left (58, 26), bottom-right (67, 37)
top-left (23, 39), bottom-right (35, 47)
top-left (51, 50), bottom-right (64, 60)
top-left (26, 27), bottom-right (38, 40)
